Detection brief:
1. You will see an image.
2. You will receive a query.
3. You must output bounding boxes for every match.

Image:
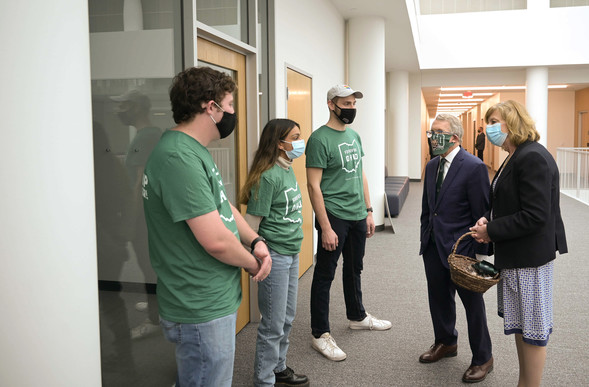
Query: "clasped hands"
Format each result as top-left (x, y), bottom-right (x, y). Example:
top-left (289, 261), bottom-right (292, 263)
top-left (245, 242), bottom-right (272, 282)
top-left (469, 216), bottom-right (491, 244)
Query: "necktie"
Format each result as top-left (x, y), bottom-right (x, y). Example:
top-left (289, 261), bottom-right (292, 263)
top-left (436, 158), bottom-right (447, 198)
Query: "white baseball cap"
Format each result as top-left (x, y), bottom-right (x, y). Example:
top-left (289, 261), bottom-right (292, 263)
top-left (327, 84), bottom-right (363, 100)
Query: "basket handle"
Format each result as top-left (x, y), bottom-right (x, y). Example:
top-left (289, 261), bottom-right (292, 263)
top-left (451, 231), bottom-right (475, 255)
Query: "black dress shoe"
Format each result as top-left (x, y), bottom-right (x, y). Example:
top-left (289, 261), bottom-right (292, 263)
top-left (462, 357), bottom-right (493, 383)
top-left (419, 343), bottom-right (458, 363)
top-left (275, 366), bottom-right (310, 387)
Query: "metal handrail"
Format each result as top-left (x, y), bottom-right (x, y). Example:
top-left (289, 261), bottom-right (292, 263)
top-left (557, 147), bottom-right (589, 205)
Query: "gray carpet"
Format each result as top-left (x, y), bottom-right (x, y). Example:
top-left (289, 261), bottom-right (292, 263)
top-left (233, 181), bottom-right (589, 386)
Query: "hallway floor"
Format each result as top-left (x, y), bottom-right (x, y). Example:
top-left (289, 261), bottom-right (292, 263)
top-left (100, 181), bottom-right (589, 386)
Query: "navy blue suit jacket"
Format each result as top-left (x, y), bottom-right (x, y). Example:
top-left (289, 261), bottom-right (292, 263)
top-left (420, 147), bottom-right (490, 267)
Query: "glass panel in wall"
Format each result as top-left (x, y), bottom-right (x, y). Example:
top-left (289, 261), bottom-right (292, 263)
top-left (89, 0), bottom-right (181, 384)
top-left (197, 0), bottom-right (249, 43)
top-left (197, 62), bottom-right (238, 203)
top-left (258, 0), bottom-right (270, 125)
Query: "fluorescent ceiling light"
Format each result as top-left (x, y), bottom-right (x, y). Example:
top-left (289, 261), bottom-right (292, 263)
top-left (438, 103), bottom-right (478, 106)
top-left (438, 93), bottom-right (494, 97)
top-left (438, 98), bottom-right (484, 102)
top-left (441, 86), bottom-right (524, 91)
top-left (440, 85), bottom-right (567, 91)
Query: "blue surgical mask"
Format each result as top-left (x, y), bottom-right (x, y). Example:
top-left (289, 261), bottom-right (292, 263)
top-left (486, 123), bottom-right (507, 147)
top-left (281, 139), bottom-right (305, 160)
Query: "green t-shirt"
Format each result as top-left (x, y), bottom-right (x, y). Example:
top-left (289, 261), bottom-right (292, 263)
top-left (305, 125), bottom-right (367, 220)
top-left (246, 164), bottom-right (303, 255)
top-left (142, 130), bottom-right (241, 324)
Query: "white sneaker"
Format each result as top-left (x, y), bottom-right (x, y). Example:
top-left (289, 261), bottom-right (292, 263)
top-left (349, 313), bottom-right (392, 331)
top-left (135, 301), bottom-right (148, 312)
top-left (130, 318), bottom-right (160, 339)
top-left (311, 333), bottom-right (347, 361)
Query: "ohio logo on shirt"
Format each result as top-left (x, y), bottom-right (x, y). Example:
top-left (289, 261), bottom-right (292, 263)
top-left (338, 140), bottom-right (361, 173)
top-left (211, 166), bottom-right (235, 225)
top-left (283, 183), bottom-right (302, 224)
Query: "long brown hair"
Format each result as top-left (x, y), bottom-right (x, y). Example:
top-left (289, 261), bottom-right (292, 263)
top-left (239, 119), bottom-right (300, 205)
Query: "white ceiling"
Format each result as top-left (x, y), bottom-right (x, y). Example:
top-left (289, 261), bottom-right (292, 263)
top-left (330, 0), bottom-right (419, 72)
top-left (329, 0), bottom-right (589, 118)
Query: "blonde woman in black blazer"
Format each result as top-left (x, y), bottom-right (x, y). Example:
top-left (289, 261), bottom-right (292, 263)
top-left (470, 100), bottom-right (567, 387)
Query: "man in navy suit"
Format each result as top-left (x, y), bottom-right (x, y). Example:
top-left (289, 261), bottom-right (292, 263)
top-left (419, 114), bottom-right (493, 383)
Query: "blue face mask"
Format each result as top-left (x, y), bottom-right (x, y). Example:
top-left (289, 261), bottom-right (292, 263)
top-left (281, 139), bottom-right (305, 160)
top-left (486, 123), bottom-right (507, 147)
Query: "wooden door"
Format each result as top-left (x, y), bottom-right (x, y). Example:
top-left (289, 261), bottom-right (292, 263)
top-left (197, 38), bottom-right (250, 333)
top-left (286, 68), bottom-right (313, 277)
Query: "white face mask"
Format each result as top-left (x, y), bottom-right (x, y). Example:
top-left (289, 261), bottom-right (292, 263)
top-left (281, 139), bottom-right (305, 159)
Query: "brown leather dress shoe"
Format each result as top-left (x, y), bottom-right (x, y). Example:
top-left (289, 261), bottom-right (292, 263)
top-left (419, 343), bottom-right (458, 363)
top-left (462, 357), bottom-right (494, 383)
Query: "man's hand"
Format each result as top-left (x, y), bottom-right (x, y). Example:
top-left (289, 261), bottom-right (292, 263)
top-left (250, 242), bottom-right (272, 281)
top-left (322, 228), bottom-right (339, 251)
top-left (366, 213), bottom-right (375, 238)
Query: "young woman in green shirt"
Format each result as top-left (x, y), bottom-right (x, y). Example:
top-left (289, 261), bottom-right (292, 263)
top-left (240, 119), bottom-right (309, 387)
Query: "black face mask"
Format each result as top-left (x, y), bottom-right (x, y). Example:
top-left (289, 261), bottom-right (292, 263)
top-left (333, 103), bottom-right (357, 124)
top-left (211, 102), bottom-right (237, 139)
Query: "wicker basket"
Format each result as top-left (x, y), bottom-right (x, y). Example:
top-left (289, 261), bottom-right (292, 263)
top-left (447, 231), bottom-right (500, 293)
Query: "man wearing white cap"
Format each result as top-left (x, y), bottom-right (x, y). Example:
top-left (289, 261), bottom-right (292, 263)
top-left (305, 84), bottom-right (392, 362)
top-left (111, 89), bottom-right (163, 339)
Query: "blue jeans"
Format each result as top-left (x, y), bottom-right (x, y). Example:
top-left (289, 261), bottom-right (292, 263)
top-left (311, 212), bottom-right (367, 337)
top-left (253, 250), bottom-right (299, 386)
top-left (160, 312), bottom-right (237, 387)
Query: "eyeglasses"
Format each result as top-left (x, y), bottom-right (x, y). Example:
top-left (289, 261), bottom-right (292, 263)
top-left (426, 130), bottom-right (454, 138)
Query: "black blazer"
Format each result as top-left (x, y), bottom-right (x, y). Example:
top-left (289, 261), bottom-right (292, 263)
top-left (486, 141), bottom-right (568, 269)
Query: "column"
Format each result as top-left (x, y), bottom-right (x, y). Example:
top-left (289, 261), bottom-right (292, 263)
top-left (124, 0), bottom-right (144, 31)
top-left (348, 17), bottom-right (386, 227)
top-left (526, 67), bottom-right (548, 146)
top-left (388, 71), bottom-right (409, 177)
top-left (408, 72), bottom-right (424, 180)
top-left (1, 1), bottom-right (101, 385)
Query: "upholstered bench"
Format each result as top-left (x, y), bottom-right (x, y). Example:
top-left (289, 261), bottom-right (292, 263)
top-left (384, 176), bottom-right (409, 217)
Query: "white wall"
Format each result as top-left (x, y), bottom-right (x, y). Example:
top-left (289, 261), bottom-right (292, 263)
top-left (0, 2), bottom-right (101, 386)
top-left (273, 0), bottom-right (345, 128)
top-left (416, 7), bottom-right (589, 69)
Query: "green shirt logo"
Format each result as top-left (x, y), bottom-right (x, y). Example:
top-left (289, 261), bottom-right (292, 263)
top-left (338, 140), bottom-right (361, 173)
top-left (283, 183), bottom-right (303, 224)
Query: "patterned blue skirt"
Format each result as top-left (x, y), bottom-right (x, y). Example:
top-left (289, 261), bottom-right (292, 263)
top-left (497, 260), bottom-right (554, 346)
